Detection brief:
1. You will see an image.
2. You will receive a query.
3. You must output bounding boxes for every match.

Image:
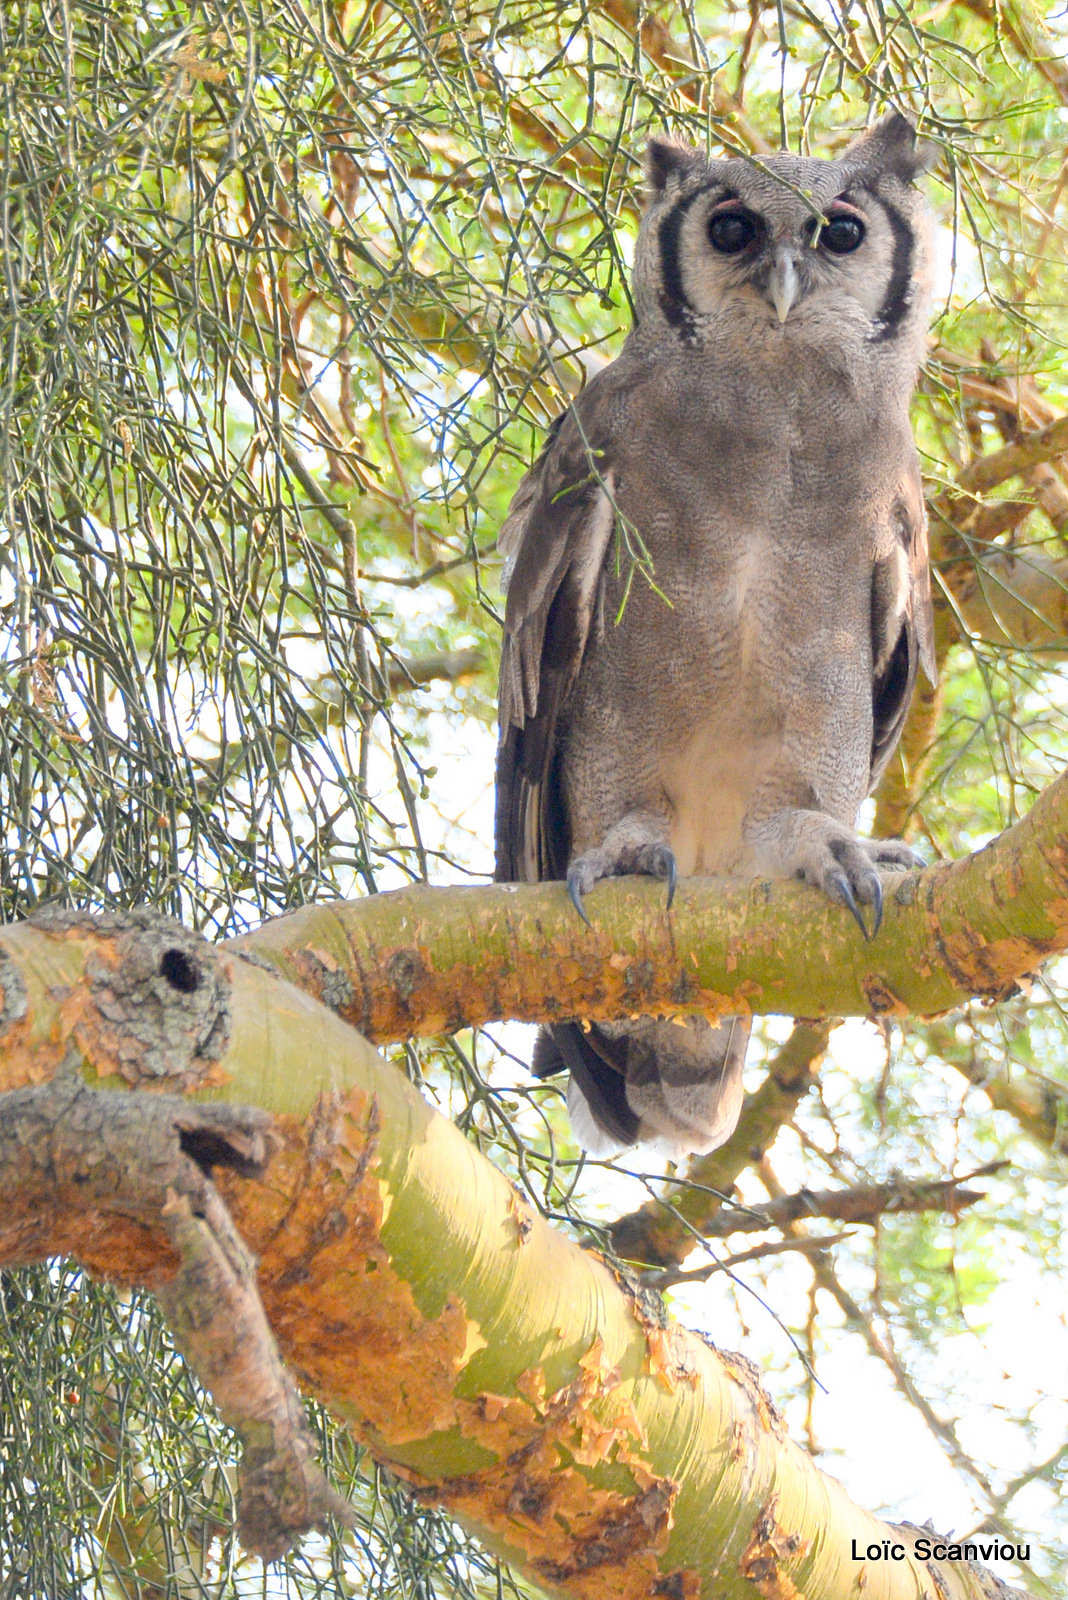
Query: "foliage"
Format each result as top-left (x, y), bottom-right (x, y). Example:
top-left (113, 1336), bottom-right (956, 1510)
top-left (1, 0), bottom-right (1067, 1593)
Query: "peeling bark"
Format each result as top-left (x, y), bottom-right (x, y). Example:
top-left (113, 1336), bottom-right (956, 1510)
top-left (1, 777), bottom-right (1066, 1070)
top-left (1, 907), bottom-right (232, 1091)
top-left (158, 1187), bottom-right (353, 1559)
top-left (0, 1071), bottom-right (351, 1561)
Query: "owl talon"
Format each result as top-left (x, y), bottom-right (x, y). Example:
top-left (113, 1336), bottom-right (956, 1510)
top-left (829, 872), bottom-right (870, 941)
top-left (643, 842), bottom-right (677, 908)
top-left (665, 852), bottom-right (677, 910)
top-left (567, 869), bottom-right (592, 927)
top-left (869, 874), bottom-right (884, 938)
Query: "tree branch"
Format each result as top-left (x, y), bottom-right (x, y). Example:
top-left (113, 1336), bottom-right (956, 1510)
top-left (0, 911), bottom-right (1034, 1600)
top-left (920, 1018), bottom-right (1068, 1153)
top-left (874, 373), bottom-right (1068, 834)
top-left (691, 1170), bottom-right (994, 1238)
top-left (226, 764), bottom-right (1068, 1038)
top-left (648, 1232), bottom-right (851, 1288)
top-left (386, 647), bottom-right (487, 692)
top-left (954, 413), bottom-right (1068, 498)
top-left (0, 1073), bottom-right (350, 1560)
top-left (948, 547), bottom-right (1068, 655)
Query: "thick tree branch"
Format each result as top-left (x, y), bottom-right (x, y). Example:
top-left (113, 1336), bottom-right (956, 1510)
top-left (0, 912), bottom-right (1033, 1600)
top-left (224, 764), bottom-right (1068, 1039)
top-left (0, 1072), bottom-right (350, 1560)
top-left (955, 413), bottom-right (1068, 498)
top-left (948, 547), bottom-right (1068, 655)
top-left (4, 775), bottom-right (1067, 1164)
top-left (973, 349), bottom-right (1068, 533)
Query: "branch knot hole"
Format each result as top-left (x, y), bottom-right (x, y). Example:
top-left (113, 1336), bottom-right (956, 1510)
top-left (160, 947), bottom-right (203, 994)
top-left (32, 907), bottom-right (231, 1089)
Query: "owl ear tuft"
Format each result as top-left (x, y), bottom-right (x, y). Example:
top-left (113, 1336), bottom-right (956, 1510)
top-left (645, 137), bottom-right (700, 196)
top-left (844, 110), bottom-right (937, 181)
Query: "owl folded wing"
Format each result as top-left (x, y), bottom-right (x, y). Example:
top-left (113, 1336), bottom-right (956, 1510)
top-left (495, 399), bottom-right (619, 884)
top-left (869, 465), bottom-right (935, 793)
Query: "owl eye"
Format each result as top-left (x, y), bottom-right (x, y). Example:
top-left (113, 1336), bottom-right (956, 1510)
top-left (708, 210), bottom-right (759, 254)
top-left (820, 213), bottom-right (865, 254)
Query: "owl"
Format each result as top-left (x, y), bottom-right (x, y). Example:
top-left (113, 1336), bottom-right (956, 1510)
top-left (495, 112), bottom-right (935, 1159)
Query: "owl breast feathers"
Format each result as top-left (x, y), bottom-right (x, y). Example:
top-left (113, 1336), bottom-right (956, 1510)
top-left (495, 111), bottom-right (936, 1160)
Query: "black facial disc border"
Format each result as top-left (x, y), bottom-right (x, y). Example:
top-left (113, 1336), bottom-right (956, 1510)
top-left (657, 184), bottom-right (734, 330)
top-left (867, 194), bottom-right (916, 342)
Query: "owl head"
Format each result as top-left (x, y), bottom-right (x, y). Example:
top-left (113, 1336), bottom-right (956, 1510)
top-left (632, 112), bottom-right (935, 359)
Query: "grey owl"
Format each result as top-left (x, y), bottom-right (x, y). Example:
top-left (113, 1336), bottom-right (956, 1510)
top-left (495, 111), bottom-right (935, 1159)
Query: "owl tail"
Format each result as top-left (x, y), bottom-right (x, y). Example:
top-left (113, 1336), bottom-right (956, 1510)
top-left (532, 1014), bottom-right (749, 1160)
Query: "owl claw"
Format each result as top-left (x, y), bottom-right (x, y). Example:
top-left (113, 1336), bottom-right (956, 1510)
top-left (869, 874), bottom-right (884, 939)
top-left (567, 868), bottom-right (592, 927)
top-left (829, 872), bottom-right (871, 941)
top-left (644, 842), bottom-right (677, 909)
top-left (665, 851), bottom-right (677, 910)
top-left (565, 830), bottom-right (675, 925)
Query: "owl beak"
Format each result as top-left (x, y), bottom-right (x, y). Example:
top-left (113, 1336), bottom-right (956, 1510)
top-left (768, 248), bottom-right (799, 324)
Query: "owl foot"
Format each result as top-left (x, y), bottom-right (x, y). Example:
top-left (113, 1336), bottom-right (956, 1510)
top-left (814, 834), bottom-right (920, 940)
top-left (566, 825), bottom-right (677, 926)
top-left (754, 813), bottom-right (921, 942)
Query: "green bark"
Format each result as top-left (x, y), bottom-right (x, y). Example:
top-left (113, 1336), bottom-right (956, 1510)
top-left (0, 914), bottom-right (1032, 1600)
top-left (234, 767), bottom-right (1068, 1040)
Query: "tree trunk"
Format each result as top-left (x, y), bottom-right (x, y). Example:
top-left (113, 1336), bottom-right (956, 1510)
top-left (0, 906), bottom-right (1035, 1598)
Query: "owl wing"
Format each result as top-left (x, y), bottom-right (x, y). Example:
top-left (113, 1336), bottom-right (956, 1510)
top-left (869, 472), bottom-right (935, 793)
top-left (495, 394), bottom-right (618, 884)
